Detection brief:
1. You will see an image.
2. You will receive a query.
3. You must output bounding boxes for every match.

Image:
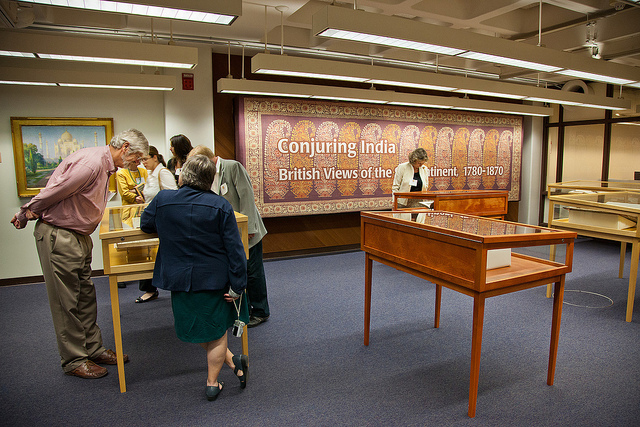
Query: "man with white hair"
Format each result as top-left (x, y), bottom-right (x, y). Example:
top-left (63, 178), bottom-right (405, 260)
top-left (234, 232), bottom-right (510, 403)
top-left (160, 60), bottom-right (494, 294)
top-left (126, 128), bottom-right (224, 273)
top-left (10, 128), bottom-right (149, 379)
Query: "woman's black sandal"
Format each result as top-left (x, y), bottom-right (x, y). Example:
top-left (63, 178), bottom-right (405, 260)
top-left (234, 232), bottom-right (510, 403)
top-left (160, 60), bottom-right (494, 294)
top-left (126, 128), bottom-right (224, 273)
top-left (232, 354), bottom-right (249, 389)
top-left (205, 382), bottom-right (224, 401)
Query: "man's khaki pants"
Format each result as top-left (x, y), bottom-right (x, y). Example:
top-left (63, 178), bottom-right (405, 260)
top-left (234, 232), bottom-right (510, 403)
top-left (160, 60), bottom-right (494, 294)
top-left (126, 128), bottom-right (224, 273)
top-left (34, 220), bottom-right (106, 372)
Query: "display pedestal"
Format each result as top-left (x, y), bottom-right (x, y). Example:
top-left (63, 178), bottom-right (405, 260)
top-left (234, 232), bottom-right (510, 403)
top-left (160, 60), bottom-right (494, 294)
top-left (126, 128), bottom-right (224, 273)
top-left (548, 183), bottom-right (640, 322)
top-left (361, 210), bottom-right (575, 417)
top-left (99, 204), bottom-right (249, 392)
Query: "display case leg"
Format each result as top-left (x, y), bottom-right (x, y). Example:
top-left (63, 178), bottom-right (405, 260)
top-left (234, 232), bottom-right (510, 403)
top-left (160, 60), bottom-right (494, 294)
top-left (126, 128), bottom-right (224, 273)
top-left (364, 254), bottom-right (373, 346)
top-left (548, 276), bottom-right (565, 386)
top-left (434, 284), bottom-right (442, 328)
top-left (108, 275), bottom-right (126, 393)
top-left (626, 242), bottom-right (639, 322)
top-left (468, 294), bottom-right (485, 418)
top-left (619, 242), bottom-right (627, 278)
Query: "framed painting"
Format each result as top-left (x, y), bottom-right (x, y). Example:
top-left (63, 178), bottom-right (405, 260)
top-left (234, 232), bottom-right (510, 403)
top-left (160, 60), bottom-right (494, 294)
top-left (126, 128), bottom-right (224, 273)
top-left (11, 117), bottom-right (114, 197)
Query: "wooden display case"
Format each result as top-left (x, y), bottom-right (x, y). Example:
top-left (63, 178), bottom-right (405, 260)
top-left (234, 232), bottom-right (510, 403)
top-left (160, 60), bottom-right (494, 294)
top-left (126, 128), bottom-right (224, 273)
top-left (392, 190), bottom-right (509, 219)
top-left (99, 204), bottom-right (249, 393)
top-left (548, 189), bottom-right (640, 322)
top-left (361, 210), bottom-right (576, 417)
top-left (548, 180), bottom-right (640, 195)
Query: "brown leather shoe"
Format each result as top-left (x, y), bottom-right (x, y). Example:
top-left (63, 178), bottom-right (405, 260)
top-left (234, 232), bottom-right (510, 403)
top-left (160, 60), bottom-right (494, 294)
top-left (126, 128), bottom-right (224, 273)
top-left (65, 360), bottom-right (108, 379)
top-left (91, 349), bottom-right (129, 365)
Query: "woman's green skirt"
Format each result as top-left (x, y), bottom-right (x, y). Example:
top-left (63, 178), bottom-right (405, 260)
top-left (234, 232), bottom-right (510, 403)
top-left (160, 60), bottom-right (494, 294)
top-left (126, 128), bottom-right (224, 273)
top-left (171, 289), bottom-right (250, 343)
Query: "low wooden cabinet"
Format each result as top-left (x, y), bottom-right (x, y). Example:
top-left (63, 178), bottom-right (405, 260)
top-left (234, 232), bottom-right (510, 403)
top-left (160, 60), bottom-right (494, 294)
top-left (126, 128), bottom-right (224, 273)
top-left (361, 210), bottom-right (576, 417)
top-left (99, 204), bottom-right (249, 392)
top-left (392, 190), bottom-right (509, 219)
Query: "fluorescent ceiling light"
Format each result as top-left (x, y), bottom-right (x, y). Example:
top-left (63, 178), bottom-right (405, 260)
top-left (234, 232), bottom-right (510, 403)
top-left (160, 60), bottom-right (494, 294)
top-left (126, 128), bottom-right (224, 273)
top-left (0, 80), bottom-right (56, 86)
top-left (555, 69), bottom-right (635, 86)
top-left (256, 68), bottom-right (367, 83)
top-left (310, 95), bottom-right (387, 104)
top-left (0, 50), bottom-right (36, 58)
top-left (317, 29), bottom-right (465, 56)
top-left (460, 106), bottom-right (546, 116)
top-left (0, 66), bottom-right (176, 91)
top-left (457, 52), bottom-right (561, 73)
top-left (453, 88), bottom-right (526, 100)
top-left (579, 103), bottom-right (628, 111)
top-left (251, 53), bottom-right (631, 111)
top-left (312, 5), bottom-right (640, 87)
top-left (525, 97), bottom-right (583, 106)
top-left (19, 0), bottom-right (241, 25)
top-left (57, 83), bottom-right (171, 91)
top-left (36, 53), bottom-right (193, 69)
top-left (368, 79), bottom-right (456, 92)
top-left (217, 78), bottom-right (553, 117)
top-left (524, 96), bottom-right (628, 110)
top-left (388, 101), bottom-right (453, 109)
top-left (0, 29), bottom-right (198, 69)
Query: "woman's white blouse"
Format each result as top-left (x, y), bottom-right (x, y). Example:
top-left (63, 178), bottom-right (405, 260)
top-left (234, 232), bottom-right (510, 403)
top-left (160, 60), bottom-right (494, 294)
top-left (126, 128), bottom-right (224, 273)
top-left (143, 163), bottom-right (178, 201)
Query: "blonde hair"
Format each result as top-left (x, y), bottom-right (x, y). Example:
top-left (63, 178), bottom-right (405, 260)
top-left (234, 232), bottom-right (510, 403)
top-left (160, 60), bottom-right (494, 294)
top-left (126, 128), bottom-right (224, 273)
top-left (189, 145), bottom-right (215, 160)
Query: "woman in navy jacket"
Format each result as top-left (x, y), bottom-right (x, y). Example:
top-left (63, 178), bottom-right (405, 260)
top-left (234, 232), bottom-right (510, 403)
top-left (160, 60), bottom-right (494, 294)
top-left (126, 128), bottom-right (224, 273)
top-left (141, 154), bottom-right (249, 401)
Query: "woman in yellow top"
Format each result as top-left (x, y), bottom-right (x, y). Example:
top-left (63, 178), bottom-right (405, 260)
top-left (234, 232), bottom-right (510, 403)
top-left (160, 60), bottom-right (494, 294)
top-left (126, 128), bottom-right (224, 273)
top-left (116, 163), bottom-right (148, 205)
top-left (115, 161), bottom-right (148, 289)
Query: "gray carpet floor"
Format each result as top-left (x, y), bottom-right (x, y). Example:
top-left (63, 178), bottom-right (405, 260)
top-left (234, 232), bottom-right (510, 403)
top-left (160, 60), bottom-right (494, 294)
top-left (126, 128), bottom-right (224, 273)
top-left (0, 237), bottom-right (638, 426)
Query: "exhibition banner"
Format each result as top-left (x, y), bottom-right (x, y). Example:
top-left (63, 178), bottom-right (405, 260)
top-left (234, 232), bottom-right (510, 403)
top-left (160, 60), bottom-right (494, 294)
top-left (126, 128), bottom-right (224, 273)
top-left (236, 97), bottom-right (522, 217)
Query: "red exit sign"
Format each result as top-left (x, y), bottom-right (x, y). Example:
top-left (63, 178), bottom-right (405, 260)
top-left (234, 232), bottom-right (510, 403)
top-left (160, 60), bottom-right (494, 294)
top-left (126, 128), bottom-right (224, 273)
top-left (182, 73), bottom-right (194, 90)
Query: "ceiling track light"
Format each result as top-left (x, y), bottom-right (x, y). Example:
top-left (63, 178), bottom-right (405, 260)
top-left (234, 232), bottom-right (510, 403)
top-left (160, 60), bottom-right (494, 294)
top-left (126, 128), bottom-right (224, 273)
top-left (311, 5), bottom-right (640, 88)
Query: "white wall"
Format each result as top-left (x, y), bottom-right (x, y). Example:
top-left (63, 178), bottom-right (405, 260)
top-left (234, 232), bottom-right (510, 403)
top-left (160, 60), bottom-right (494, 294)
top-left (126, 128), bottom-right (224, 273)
top-left (0, 47), bottom-right (214, 281)
top-left (163, 47), bottom-right (215, 152)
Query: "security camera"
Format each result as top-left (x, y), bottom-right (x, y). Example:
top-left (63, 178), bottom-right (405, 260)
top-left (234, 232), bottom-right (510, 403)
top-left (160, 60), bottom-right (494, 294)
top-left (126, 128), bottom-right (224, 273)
top-left (610, 1), bottom-right (625, 11)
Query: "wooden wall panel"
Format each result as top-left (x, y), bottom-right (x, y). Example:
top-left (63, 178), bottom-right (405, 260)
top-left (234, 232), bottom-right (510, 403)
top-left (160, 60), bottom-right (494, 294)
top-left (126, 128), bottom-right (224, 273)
top-left (213, 53), bottom-right (361, 257)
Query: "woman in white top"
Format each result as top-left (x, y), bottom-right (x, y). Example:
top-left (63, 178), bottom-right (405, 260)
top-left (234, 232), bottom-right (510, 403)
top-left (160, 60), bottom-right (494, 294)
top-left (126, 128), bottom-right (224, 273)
top-left (392, 148), bottom-right (429, 208)
top-left (136, 146), bottom-right (178, 204)
top-left (134, 146), bottom-right (178, 303)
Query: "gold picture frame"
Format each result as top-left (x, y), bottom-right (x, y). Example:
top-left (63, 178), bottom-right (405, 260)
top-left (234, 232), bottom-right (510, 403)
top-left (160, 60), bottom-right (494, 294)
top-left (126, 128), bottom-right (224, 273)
top-left (11, 117), bottom-right (114, 197)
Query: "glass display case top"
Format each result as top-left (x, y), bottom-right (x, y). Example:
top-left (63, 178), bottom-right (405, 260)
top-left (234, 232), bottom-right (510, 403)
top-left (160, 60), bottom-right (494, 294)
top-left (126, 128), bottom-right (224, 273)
top-left (549, 191), bottom-right (640, 213)
top-left (106, 204), bottom-right (147, 231)
top-left (548, 180), bottom-right (640, 194)
top-left (372, 210), bottom-right (553, 236)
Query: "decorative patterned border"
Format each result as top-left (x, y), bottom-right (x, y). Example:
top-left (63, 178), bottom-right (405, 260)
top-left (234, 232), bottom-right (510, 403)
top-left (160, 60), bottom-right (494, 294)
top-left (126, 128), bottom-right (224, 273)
top-left (238, 97), bottom-right (522, 217)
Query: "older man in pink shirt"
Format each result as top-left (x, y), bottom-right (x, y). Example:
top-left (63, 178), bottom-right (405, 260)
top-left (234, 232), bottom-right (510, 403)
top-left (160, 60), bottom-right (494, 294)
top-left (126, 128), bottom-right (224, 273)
top-left (10, 129), bottom-right (149, 379)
